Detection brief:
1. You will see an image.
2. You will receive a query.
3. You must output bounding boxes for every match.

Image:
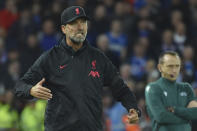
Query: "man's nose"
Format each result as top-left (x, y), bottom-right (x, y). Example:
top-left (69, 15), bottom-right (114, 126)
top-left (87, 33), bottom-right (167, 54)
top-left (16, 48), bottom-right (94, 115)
top-left (77, 23), bottom-right (83, 30)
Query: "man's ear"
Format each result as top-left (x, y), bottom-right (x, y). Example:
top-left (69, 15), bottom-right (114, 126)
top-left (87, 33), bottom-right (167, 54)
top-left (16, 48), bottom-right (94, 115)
top-left (61, 25), bottom-right (67, 34)
top-left (157, 64), bottom-right (162, 73)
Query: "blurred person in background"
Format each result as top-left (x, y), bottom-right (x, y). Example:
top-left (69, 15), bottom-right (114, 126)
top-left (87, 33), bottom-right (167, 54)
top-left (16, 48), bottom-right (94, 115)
top-left (87, 4), bottom-right (110, 45)
top-left (170, 10), bottom-right (183, 28)
top-left (20, 100), bottom-right (46, 131)
top-left (6, 8), bottom-right (37, 50)
top-left (145, 59), bottom-right (159, 83)
top-left (0, 38), bottom-right (7, 81)
top-left (119, 63), bottom-right (132, 84)
top-left (6, 49), bottom-right (19, 64)
top-left (96, 34), bottom-right (119, 68)
top-left (181, 45), bottom-right (195, 83)
top-left (92, 4), bottom-right (110, 35)
top-left (43, 1), bottom-right (63, 31)
top-left (106, 19), bottom-right (128, 62)
top-left (31, 2), bottom-right (42, 31)
top-left (173, 22), bottom-right (187, 52)
top-left (188, 0), bottom-right (197, 39)
top-left (102, 87), bottom-right (113, 131)
top-left (38, 19), bottom-right (60, 51)
top-left (145, 51), bottom-right (197, 131)
top-left (19, 33), bottom-right (42, 75)
top-left (3, 61), bottom-right (20, 90)
top-left (0, 0), bottom-right (19, 31)
top-left (102, 0), bottom-right (114, 17)
top-left (129, 39), bottom-right (148, 81)
top-left (160, 29), bottom-right (177, 52)
top-left (0, 90), bottom-right (19, 131)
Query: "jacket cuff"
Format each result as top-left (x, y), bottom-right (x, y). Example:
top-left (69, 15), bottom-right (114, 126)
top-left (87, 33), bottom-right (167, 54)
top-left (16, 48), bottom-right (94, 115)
top-left (120, 94), bottom-right (141, 117)
top-left (24, 84), bottom-right (34, 99)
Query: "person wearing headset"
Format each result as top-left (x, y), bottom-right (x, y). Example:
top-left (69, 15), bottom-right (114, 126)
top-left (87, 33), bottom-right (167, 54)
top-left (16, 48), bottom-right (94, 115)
top-left (145, 51), bottom-right (197, 131)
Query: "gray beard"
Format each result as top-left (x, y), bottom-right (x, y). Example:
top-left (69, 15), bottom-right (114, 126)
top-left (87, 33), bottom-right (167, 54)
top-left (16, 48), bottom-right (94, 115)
top-left (69, 36), bottom-right (85, 45)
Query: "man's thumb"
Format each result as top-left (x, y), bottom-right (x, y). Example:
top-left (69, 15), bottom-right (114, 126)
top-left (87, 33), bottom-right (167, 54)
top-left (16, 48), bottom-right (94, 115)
top-left (38, 78), bottom-right (45, 85)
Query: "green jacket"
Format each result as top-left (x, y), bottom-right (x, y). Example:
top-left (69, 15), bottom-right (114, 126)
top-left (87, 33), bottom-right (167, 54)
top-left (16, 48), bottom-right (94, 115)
top-left (20, 100), bottom-right (46, 131)
top-left (145, 77), bottom-right (197, 131)
top-left (0, 103), bottom-right (19, 129)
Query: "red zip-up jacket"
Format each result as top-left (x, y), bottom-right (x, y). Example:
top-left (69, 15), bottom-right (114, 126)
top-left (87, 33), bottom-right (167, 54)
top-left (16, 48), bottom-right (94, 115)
top-left (15, 37), bottom-right (140, 131)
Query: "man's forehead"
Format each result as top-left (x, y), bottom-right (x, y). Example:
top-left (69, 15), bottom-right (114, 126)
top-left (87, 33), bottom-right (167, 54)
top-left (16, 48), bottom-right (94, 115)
top-left (163, 54), bottom-right (181, 64)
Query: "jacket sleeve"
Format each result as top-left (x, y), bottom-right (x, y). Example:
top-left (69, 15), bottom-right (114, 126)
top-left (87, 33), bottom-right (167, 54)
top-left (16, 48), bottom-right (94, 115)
top-left (14, 52), bottom-right (47, 99)
top-left (103, 54), bottom-right (140, 114)
top-left (145, 84), bottom-right (188, 124)
top-left (174, 83), bottom-right (197, 120)
top-left (174, 107), bottom-right (197, 120)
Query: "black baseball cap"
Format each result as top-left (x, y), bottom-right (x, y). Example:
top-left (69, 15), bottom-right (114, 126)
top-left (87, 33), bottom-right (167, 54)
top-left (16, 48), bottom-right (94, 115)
top-left (61, 6), bottom-right (90, 25)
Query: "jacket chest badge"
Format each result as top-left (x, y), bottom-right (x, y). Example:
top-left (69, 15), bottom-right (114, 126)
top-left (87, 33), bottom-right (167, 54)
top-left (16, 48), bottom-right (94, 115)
top-left (180, 92), bottom-right (187, 96)
top-left (88, 60), bottom-right (100, 78)
top-left (163, 91), bottom-right (168, 97)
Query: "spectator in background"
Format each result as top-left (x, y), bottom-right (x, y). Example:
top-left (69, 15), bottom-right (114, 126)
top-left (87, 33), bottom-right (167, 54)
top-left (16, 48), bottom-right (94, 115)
top-left (120, 63), bottom-right (132, 83)
top-left (38, 19), bottom-right (60, 51)
top-left (129, 40), bottom-right (148, 81)
top-left (0, 0), bottom-right (19, 31)
top-left (161, 29), bottom-right (177, 52)
top-left (188, 0), bottom-right (197, 39)
top-left (44, 1), bottom-right (63, 31)
top-left (145, 59), bottom-right (159, 83)
top-left (181, 45), bottom-right (195, 83)
top-left (0, 90), bottom-right (19, 130)
top-left (92, 4), bottom-right (109, 35)
top-left (113, 1), bottom-right (126, 20)
top-left (173, 22), bottom-right (187, 52)
top-left (102, 87), bottom-right (113, 131)
top-left (106, 19), bottom-right (128, 61)
top-left (3, 60), bottom-right (20, 90)
top-left (96, 34), bottom-right (120, 68)
top-left (20, 100), bottom-right (46, 131)
top-left (31, 3), bottom-right (42, 31)
top-left (87, 4), bottom-right (110, 45)
top-left (170, 10), bottom-right (183, 29)
top-left (102, 0), bottom-right (114, 17)
top-left (6, 8), bottom-right (37, 50)
top-left (0, 38), bottom-right (7, 81)
top-left (7, 49), bottom-right (19, 63)
top-left (19, 33), bottom-right (42, 75)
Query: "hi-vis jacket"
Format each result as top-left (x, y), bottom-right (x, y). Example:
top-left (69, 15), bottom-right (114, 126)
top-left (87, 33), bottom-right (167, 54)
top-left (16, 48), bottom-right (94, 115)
top-left (15, 37), bottom-right (140, 131)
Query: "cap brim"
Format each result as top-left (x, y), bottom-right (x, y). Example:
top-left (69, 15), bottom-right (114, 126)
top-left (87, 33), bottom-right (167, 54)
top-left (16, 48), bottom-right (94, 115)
top-left (65, 16), bottom-right (90, 24)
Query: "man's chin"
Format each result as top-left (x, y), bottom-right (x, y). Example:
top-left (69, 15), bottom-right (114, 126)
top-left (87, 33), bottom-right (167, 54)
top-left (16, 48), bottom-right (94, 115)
top-left (70, 38), bottom-right (84, 45)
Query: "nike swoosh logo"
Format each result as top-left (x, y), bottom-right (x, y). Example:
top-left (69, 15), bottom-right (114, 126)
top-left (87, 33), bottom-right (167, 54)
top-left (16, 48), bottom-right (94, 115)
top-left (59, 64), bottom-right (67, 69)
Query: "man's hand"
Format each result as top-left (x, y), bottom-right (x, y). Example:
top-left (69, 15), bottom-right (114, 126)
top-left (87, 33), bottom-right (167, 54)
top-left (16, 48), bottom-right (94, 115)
top-left (167, 107), bottom-right (174, 113)
top-left (187, 100), bottom-right (197, 108)
top-left (30, 78), bottom-right (52, 100)
top-left (127, 109), bottom-right (139, 124)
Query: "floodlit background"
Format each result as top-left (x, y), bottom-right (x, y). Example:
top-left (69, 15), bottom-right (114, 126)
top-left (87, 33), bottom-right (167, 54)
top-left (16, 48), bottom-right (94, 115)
top-left (0, 0), bottom-right (197, 131)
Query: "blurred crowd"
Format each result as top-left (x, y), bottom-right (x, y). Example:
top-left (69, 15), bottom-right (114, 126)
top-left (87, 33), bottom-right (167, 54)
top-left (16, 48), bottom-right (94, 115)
top-left (0, 0), bottom-right (197, 131)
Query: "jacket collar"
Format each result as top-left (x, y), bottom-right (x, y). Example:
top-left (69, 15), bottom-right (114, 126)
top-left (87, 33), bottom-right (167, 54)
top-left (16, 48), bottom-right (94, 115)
top-left (60, 36), bottom-right (88, 55)
top-left (160, 77), bottom-right (176, 86)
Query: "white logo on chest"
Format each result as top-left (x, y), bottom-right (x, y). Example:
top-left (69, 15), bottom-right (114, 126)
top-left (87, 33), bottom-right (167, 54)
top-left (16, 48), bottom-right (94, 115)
top-left (180, 92), bottom-right (187, 96)
top-left (163, 91), bottom-right (168, 96)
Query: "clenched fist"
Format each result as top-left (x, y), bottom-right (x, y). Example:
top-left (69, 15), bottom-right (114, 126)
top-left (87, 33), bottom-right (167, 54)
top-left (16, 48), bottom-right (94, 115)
top-left (127, 109), bottom-right (139, 124)
top-left (30, 78), bottom-right (52, 100)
